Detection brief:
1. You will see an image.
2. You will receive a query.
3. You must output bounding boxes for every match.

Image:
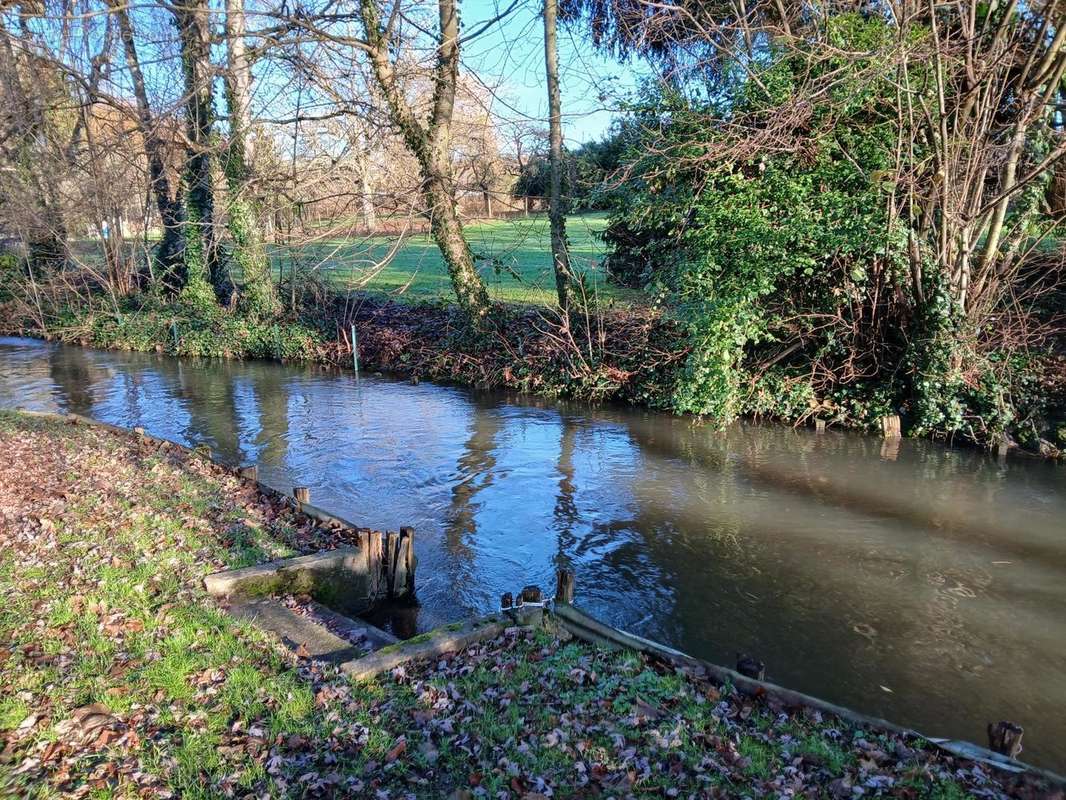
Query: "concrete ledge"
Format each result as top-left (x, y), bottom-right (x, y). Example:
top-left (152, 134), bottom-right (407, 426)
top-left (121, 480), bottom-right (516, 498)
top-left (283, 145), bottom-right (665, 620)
top-left (232, 598), bottom-right (366, 663)
top-left (305, 599), bottom-right (399, 650)
top-left (204, 547), bottom-right (383, 616)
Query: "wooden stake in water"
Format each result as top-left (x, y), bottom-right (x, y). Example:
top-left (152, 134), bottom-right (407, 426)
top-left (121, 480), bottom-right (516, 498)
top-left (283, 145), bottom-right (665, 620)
top-left (555, 568), bottom-right (575, 604)
top-left (351, 324), bottom-right (359, 374)
top-left (171, 321), bottom-right (179, 350)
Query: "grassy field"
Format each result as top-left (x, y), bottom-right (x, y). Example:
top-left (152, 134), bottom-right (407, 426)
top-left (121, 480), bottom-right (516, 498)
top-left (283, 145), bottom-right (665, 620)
top-left (65, 212), bottom-right (635, 308)
top-left (269, 212), bottom-right (639, 307)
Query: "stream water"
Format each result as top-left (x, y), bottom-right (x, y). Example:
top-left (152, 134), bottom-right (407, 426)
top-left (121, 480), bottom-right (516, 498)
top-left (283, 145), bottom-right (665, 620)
top-left (1, 335), bottom-right (1064, 770)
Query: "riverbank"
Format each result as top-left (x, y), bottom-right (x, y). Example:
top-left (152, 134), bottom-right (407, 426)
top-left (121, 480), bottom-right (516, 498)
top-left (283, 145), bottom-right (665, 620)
top-left (0, 411), bottom-right (1061, 798)
top-left (2, 281), bottom-right (1064, 457)
top-left (0, 290), bottom-right (689, 410)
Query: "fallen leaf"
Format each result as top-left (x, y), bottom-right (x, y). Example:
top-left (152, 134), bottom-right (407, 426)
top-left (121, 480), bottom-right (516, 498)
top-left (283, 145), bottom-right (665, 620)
top-left (385, 738), bottom-right (406, 762)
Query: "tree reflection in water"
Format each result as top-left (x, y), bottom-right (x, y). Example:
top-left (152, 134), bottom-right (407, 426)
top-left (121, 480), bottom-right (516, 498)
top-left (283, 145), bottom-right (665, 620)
top-left (4, 335), bottom-right (1064, 771)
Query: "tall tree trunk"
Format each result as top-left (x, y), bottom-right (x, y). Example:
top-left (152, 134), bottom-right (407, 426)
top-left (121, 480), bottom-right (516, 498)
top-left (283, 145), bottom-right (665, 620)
top-left (223, 0), bottom-right (278, 315)
top-left (174, 0), bottom-right (224, 306)
top-left (358, 0), bottom-right (491, 320)
top-left (543, 0), bottom-right (572, 313)
top-left (0, 27), bottom-right (67, 272)
top-left (110, 0), bottom-right (184, 290)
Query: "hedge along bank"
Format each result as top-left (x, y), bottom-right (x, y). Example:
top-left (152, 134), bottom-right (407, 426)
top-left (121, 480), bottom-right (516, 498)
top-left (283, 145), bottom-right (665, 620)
top-left (7, 281), bottom-right (1065, 461)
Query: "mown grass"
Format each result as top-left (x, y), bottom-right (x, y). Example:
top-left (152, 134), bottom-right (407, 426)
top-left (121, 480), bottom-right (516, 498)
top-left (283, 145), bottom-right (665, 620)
top-left (67, 212), bottom-right (637, 309)
top-left (268, 212), bottom-right (637, 306)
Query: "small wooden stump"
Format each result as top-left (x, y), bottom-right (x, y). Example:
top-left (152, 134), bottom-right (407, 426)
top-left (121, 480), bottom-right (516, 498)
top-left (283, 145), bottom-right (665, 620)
top-left (555, 568), bottom-right (575, 605)
top-left (500, 592), bottom-right (513, 610)
top-left (133, 426), bottom-right (145, 437)
top-left (238, 464), bottom-right (258, 481)
top-left (293, 486), bottom-right (310, 506)
top-left (881, 415), bottom-right (901, 439)
top-left (987, 721), bottom-right (1024, 758)
top-left (736, 654), bottom-right (765, 681)
top-left (520, 585), bottom-right (543, 605)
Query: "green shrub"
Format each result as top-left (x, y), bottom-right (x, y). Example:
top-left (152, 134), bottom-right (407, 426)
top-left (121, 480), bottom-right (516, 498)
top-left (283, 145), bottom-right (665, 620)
top-left (598, 14), bottom-right (1050, 446)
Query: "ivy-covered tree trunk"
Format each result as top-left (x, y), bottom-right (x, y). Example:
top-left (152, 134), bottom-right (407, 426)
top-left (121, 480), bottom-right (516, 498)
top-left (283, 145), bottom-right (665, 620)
top-left (358, 0), bottom-right (491, 321)
top-left (223, 0), bottom-right (278, 316)
top-left (110, 0), bottom-right (184, 289)
top-left (424, 173), bottom-right (490, 315)
top-left (174, 0), bottom-right (224, 308)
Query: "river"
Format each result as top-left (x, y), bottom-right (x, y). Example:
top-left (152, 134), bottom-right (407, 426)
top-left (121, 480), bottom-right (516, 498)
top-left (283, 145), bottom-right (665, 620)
top-left (1, 335), bottom-right (1063, 770)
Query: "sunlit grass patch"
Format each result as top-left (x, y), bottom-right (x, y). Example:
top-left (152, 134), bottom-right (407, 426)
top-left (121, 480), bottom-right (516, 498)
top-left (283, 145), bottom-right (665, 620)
top-left (0, 696), bottom-right (30, 731)
top-left (266, 212), bottom-right (643, 307)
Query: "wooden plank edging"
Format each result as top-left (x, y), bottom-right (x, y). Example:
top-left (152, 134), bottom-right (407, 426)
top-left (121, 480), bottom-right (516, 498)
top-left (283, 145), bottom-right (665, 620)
top-left (552, 603), bottom-right (1066, 786)
top-left (340, 613), bottom-right (508, 681)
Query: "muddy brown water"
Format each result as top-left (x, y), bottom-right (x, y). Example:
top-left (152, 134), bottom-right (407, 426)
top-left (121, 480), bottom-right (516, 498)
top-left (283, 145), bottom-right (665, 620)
top-left (1, 336), bottom-right (1064, 770)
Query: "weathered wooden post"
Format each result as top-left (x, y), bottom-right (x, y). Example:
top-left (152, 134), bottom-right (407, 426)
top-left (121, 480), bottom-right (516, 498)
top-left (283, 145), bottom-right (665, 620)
top-left (881, 415), bottom-right (901, 439)
top-left (398, 526), bottom-right (416, 595)
top-left (384, 531), bottom-right (399, 596)
top-left (351, 324), bottom-right (359, 375)
top-left (814, 419), bottom-right (826, 434)
top-left (293, 486), bottom-right (310, 506)
top-left (736, 654), bottom-right (765, 681)
top-left (133, 425), bottom-right (145, 437)
top-left (171, 321), bottom-right (180, 350)
top-left (501, 592), bottom-right (513, 610)
top-left (366, 530), bottom-right (384, 597)
top-left (238, 464), bottom-right (258, 481)
top-left (555, 568), bottom-right (575, 605)
top-left (987, 721), bottom-right (1024, 758)
top-left (520, 585), bottom-right (543, 604)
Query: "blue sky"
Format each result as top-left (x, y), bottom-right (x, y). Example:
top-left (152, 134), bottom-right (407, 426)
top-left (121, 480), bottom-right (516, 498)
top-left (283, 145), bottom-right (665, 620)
top-left (459, 0), bottom-right (645, 144)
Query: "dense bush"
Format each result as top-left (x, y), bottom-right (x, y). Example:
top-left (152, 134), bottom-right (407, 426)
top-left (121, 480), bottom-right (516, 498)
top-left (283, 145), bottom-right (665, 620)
top-left (600, 14), bottom-right (1059, 446)
top-left (513, 124), bottom-right (636, 211)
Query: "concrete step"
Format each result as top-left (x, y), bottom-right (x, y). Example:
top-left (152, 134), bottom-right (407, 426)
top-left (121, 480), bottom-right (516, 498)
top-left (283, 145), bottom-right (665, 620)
top-left (231, 598), bottom-right (397, 664)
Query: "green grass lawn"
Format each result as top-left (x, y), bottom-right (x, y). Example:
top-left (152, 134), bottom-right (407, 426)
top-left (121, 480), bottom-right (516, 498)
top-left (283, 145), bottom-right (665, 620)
top-left (269, 212), bottom-right (639, 307)
top-left (66, 212), bottom-right (637, 308)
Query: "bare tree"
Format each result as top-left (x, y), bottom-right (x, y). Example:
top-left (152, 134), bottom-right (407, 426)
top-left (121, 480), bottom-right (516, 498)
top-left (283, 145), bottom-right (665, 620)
top-left (109, 0), bottom-right (185, 284)
top-left (0, 17), bottom-right (67, 272)
top-left (356, 0), bottom-right (491, 319)
top-left (543, 0), bottom-right (572, 312)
